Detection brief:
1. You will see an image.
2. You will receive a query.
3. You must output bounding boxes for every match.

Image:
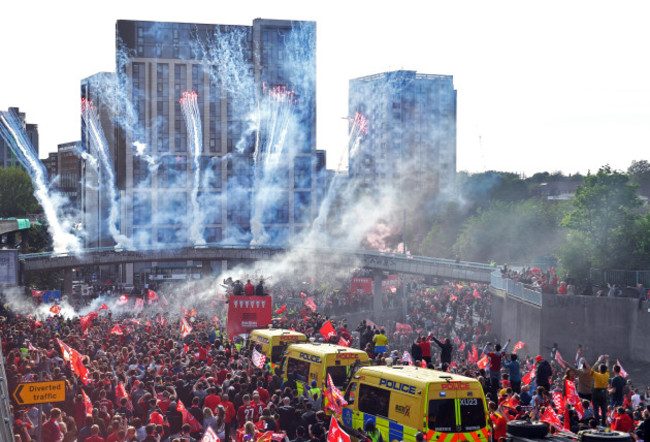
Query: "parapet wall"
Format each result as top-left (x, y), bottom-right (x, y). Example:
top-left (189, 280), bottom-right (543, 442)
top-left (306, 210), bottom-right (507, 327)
top-left (490, 287), bottom-right (650, 363)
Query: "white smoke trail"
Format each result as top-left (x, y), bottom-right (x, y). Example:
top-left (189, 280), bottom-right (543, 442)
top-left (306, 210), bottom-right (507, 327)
top-left (179, 91), bottom-right (206, 246)
top-left (250, 85), bottom-right (296, 245)
top-left (132, 141), bottom-right (159, 173)
top-left (81, 99), bottom-right (133, 250)
top-left (0, 111), bottom-right (81, 254)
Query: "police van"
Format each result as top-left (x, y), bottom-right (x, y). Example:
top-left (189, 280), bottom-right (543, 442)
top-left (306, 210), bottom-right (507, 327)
top-left (341, 366), bottom-right (489, 442)
top-left (280, 343), bottom-right (370, 395)
top-left (248, 328), bottom-right (308, 363)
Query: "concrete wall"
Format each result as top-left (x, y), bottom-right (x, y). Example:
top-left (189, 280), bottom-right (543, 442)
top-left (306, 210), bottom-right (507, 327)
top-left (491, 288), bottom-right (650, 363)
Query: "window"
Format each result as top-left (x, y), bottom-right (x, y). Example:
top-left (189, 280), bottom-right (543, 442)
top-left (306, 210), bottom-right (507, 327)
top-left (459, 398), bottom-right (486, 432)
top-left (286, 357), bottom-right (310, 384)
top-left (344, 382), bottom-right (357, 405)
top-left (358, 383), bottom-right (390, 418)
top-left (427, 399), bottom-right (456, 432)
top-left (326, 366), bottom-right (348, 388)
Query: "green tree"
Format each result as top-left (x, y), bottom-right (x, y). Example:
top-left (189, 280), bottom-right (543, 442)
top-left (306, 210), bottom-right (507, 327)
top-left (627, 160), bottom-right (650, 196)
top-left (561, 166), bottom-right (642, 274)
top-left (0, 167), bottom-right (39, 216)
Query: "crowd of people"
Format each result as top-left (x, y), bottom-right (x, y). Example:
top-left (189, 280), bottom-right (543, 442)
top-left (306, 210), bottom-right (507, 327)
top-left (1, 274), bottom-right (648, 442)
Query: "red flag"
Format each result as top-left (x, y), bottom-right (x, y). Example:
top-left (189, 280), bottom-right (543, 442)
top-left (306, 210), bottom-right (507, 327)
top-left (540, 406), bottom-right (562, 430)
top-left (328, 416), bottom-right (351, 442)
top-left (118, 294), bottom-right (128, 305)
top-left (176, 399), bottom-right (203, 432)
top-left (275, 305), bottom-right (287, 314)
top-left (300, 292), bottom-right (307, 298)
top-left (319, 320), bottom-right (336, 340)
top-left (565, 380), bottom-right (584, 419)
top-left (147, 289), bottom-right (159, 304)
top-left (115, 382), bottom-right (134, 411)
top-left (513, 341), bottom-right (525, 354)
top-left (57, 339), bottom-right (90, 385)
top-left (477, 354), bottom-right (489, 369)
top-left (110, 325), bottom-right (124, 336)
top-left (82, 389), bottom-right (93, 416)
top-left (421, 359), bottom-right (427, 368)
top-left (555, 350), bottom-right (566, 368)
top-left (304, 297), bottom-right (317, 312)
top-left (616, 360), bottom-right (628, 377)
top-left (472, 344), bottom-right (478, 363)
top-left (98, 303), bottom-right (109, 311)
top-left (552, 391), bottom-right (565, 411)
top-left (458, 342), bottom-right (466, 352)
top-left (522, 368), bottom-right (536, 386)
top-left (201, 426), bottom-right (220, 442)
top-left (50, 305), bottom-right (61, 315)
top-left (396, 323), bottom-right (413, 333)
top-left (79, 311), bottom-right (98, 331)
top-left (180, 317), bottom-right (192, 338)
top-left (326, 373), bottom-right (348, 416)
top-left (134, 298), bottom-right (144, 311)
top-left (473, 289), bottom-right (482, 299)
top-left (31, 290), bottom-right (44, 297)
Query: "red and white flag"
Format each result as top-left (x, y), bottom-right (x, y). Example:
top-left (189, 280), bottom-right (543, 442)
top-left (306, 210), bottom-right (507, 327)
top-left (552, 391), bottom-right (565, 411)
top-left (147, 289), bottom-right (159, 304)
top-left (180, 318), bottom-right (192, 338)
top-left (540, 406), bottom-right (562, 430)
top-left (402, 351), bottom-right (414, 365)
top-left (304, 297), bottom-right (317, 312)
top-left (555, 350), bottom-right (567, 368)
top-left (513, 341), bottom-right (525, 354)
top-left (326, 373), bottom-right (348, 416)
top-left (477, 354), bottom-right (489, 369)
top-left (328, 416), bottom-right (351, 442)
top-left (118, 294), bottom-right (128, 305)
top-left (396, 323), bottom-right (413, 333)
top-left (57, 339), bottom-right (90, 385)
top-left (82, 389), bottom-right (93, 416)
top-left (616, 360), bottom-right (628, 377)
top-left (565, 380), bottom-right (584, 419)
top-left (110, 325), bottom-right (124, 336)
top-left (337, 337), bottom-right (350, 347)
top-left (201, 426), bottom-right (220, 442)
top-left (115, 382), bottom-right (134, 411)
top-left (50, 305), bottom-right (61, 315)
top-left (252, 348), bottom-right (267, 369)
top-left (27, 341), bottom-right (37, 351)
top-left (522, 368), bottom-right (536, 386)
top-left (177, 399), bottom-right (203, 432)
top-left (161, 294), bottom-right (169, 307)
top-left (473, 289), bottom-right (482, 299)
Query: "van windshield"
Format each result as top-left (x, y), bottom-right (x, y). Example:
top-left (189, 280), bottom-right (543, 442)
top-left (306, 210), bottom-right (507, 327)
top-left (271, 345), bottom-right (286, 363)
top-left (326, 366), bottom-right (348, 387)
top-left (427, 399), bottom-right (456, 432)
top-left (427, 398), bottom-right (486, 433)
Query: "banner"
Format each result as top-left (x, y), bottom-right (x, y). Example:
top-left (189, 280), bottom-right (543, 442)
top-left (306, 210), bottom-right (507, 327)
top-left (227, 296), bottom-right (272, 336)
top-left (328, 416), bottom-right (351, 442)
top-left (304, 297), bottom-right (318, 312)
top-left (350, 277), bottom-right (372, 295)
top-left (252, 349), bottom-right (267, 369)
top-left (320, 320), bottom-right (336, 340)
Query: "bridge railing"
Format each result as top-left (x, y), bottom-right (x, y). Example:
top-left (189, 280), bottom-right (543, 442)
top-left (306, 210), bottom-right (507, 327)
top-left (491, 270), bottom-right (543, 307)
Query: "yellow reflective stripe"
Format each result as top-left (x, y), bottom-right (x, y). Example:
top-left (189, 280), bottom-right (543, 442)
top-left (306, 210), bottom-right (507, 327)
top-left (375, 416), bottom-right (389, 442)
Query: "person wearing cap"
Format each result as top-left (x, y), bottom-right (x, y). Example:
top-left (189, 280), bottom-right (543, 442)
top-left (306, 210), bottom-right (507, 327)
top-left (415, 432), bottom-right (425, 442)
top-left (364, 420), bottom-right (383, 442)
top-left (535, 355), bottom-right (553, 392)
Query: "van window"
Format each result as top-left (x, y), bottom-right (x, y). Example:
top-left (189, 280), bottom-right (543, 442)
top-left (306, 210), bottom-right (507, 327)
top-left (344, 382), bottom-right (357, 405)
top-left (271, 344), bottom-right (286, 363)
top-left (459, 398), bottom-right (486, 431)
top-left (326, 366), bottom-right (348, 387)
top-left (428, 399), bottom-right (456, 432)
top-left (287, 357), bottom-right (310, 383)
top-left (358, 383), bottom-right (390, 418)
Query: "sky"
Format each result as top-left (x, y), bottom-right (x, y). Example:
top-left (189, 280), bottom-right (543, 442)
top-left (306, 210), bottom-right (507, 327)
top-left (1, 0), bottom-right (649, 176)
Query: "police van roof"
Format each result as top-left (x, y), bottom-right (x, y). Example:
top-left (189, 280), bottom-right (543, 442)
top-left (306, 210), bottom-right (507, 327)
top-left (287, 343), bottom-right (368, 356)
top-left (355, 365), bottom-right (480, 386)
top-left (252, 328), bottom-right (306, 337)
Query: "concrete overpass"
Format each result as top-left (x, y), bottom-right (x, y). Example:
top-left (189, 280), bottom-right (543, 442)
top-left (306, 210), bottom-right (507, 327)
top-left (19, 245), bottom-right (494, 292)
top-left (0, 218), bottom-right (33, 236)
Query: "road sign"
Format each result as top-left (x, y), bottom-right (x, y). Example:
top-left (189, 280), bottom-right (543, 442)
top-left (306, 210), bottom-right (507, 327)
top-left (13, 380), bottom-right (66, 405)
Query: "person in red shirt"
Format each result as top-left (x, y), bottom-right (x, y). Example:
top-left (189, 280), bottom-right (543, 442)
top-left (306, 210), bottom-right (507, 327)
top-left (250, 391), bottom-right (264, 421)
top-left (256, 381), bottom-right (270, 404)
top-left (98, 390), bottom-right (114, 417)
top-left (419, 337), bottom-right (432, 366)
top-left (611, 407), bottom-right (635, 433)
top-left (85, 424), bottom-right (106, 442)
top-left (204, 387), bottom-right (222, 413)
top-left (222, 392), bottom-right (236, 441)
top-left (489, 401), bottom-right (507, 442)
top-left (237, 394), bottom-right (257, 427)
top-left (41, 407), bottom-right (63, 442)
top-left (244, 280), bottom-right (255, 295)
top-left (216, 363), bottom-right (230, 385)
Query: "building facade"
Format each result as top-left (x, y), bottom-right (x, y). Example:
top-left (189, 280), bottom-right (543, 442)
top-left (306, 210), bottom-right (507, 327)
top-left (80, 19), bottom-right (321, 282)
top-left (0, 107), bottom-right (38, 169)
top-left (348, 71), bottom-right (456, 205)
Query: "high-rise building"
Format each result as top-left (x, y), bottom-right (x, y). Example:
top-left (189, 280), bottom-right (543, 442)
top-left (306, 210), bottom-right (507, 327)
top-left (57, 141), bottom-right (83, 211)
top-left (0, 107), bottom-right (39, 169)
top-left (80, 18), bottom-right (321, 281)
top-left (42, 152), bottom-right (58, 179)
top-left (348, 71), bottom-right (456, 204)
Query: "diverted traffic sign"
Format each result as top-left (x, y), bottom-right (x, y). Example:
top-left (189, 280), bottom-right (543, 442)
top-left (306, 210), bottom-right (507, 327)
top-left (13, 380), bottom-right (65, 405)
